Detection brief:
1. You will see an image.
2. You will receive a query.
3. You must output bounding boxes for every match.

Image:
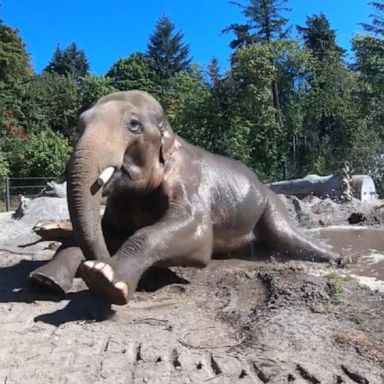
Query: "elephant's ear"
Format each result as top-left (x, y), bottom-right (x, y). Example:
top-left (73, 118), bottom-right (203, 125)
top-left (159, 120), bottom-right (177, 164)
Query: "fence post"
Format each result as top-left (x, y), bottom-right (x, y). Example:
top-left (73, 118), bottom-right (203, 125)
top-left (5, 176), bottom-right (10, 212)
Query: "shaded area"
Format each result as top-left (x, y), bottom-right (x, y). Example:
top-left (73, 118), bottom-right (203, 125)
top-left (0, 259), bottom-right (59, 303)
top-left (34, 291), bottom-right (115, 326)
top-left (137, 266), bottom-right (190, 293)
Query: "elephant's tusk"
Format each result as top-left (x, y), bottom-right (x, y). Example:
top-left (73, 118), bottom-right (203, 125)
top-left (97, 167), bottom-right (115, 187)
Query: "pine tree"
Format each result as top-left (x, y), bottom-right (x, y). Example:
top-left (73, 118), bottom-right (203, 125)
top-left (147, 15), bottom-right (191, 81)
top-left (45, 43), bottom-right (89, 78)
top-left (297, 14), bottom-right (345, 64)
top-left (354, 1), bottom-right (384, 82)
top-left (361, 1), bottom-right (384, 36)
top-left (225, 0), bottom-right (291, 148)
top-left (297, 14), bottom-right (356, 174)
top-left (351, 1), bottom-right (384, 183)
top-left (224, 0), bottom-right (291, 49)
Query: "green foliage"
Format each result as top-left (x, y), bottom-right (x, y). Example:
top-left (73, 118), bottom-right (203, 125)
top-left (326, 272), bottom-right (355, 297)
top-left (44, 43), bottom-right (89, 79)
top-left (225, 42), bottom-right (291, 180)
top-left (205, 58), bottom-right (230, 155)
top-left (0, 151), bottom-right (9, 189)
top-left (160, 66), bottom-right (214, 149)
top-left (226, 117), bottom-right (253, 167)
top-left (326, 272), bottom-right (344, 297)
top-left (34, 72), bottom-right (81, 140)
top-left (147, 14), bottom-right (191, 81)
top-left (0, 20), bottom-right (33, 84)
top-left (1, 4), bottom-right (384, 188)
top-left (297, 14), bottom-right (345, 64)
top-left (4, 129), bottom-right (71, 179)
top-left (79, 75), bottom-right (117, 111)
top-left (291, 14), bottom-right (360, 176)
top-left (106, 53), bottom-right (157, 93)
top-left (361, 1), bottom-right (384, 36)
top-left (349, 2), bottom-right (384, 191)
top-left (353, 35), bottom-right (384, 88)
top-left (0, 20), bottom-right (36, 136)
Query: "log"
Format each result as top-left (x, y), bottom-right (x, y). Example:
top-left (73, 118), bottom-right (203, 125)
top-left (268, 172), bottom-right (377, 202)
top-left (268, 162), bottom-right (354, 202)
top-left (33, 220), bottom-right (73, 240)
top-left (268, 174), bottom-right (340, 200)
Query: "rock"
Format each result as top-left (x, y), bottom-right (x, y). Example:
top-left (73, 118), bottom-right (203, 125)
top-left (277, 194), bottom-right (318, 228)
top-left (12, 195), bottom-right (69, 225)
top-left (347, 212), bottom-right (366, 225)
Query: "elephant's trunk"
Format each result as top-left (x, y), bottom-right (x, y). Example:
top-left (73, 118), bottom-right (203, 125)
top-left (67, 133), bottom-right (120, 260)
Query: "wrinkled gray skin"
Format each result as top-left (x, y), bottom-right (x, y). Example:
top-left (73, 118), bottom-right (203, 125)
top-left (30, 91), bottom-right (340, 305)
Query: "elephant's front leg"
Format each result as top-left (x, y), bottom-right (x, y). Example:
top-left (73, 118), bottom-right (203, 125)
top-left (79, 210), bottom-right (213, 305)
top-left (30, 243), bottom-right (85, 294)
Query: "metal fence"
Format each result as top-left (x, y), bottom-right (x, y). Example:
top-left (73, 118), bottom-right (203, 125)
top-left (1, 176), bottom-right (55, 212)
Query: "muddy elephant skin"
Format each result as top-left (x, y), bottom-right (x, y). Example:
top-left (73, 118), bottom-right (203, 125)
top-left (30, 90), bottom-right (339, 304)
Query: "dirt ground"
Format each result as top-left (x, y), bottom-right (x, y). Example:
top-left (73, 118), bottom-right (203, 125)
top-left (0, 195), bottom-right (384, 383)
top-left (0, 244), bottom-right (383, 384)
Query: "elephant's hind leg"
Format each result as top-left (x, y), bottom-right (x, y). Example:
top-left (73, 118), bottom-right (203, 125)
top-left (29, 245), bottom-right (84, 294)
top-left (257, 193), bottom-right (340, 263)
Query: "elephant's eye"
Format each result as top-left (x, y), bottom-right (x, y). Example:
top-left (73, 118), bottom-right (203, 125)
top-left (126, 119), bottom-right (143, 134)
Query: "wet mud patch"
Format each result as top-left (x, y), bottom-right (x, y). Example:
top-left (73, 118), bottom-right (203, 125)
top-left (307, 226), bottom-right (384, 294)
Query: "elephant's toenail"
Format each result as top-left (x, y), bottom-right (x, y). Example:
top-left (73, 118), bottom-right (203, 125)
top-left (84, 261), bottom-right (95, 268)
top-left (115, 282), bottom-right (128, 297)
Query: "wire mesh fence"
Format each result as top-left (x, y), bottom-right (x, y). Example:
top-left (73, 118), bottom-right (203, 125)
top-left (1, 176), bottom-right (55, 212)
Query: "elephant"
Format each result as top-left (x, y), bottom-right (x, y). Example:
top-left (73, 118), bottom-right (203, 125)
top-left (30, 90), bottom-right (341, 305)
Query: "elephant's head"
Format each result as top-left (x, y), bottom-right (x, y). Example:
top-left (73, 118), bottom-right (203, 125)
top-left (67, 90), bottom-right (176, 260)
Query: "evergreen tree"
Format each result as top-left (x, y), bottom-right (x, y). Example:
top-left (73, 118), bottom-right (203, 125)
top-left (225, 43), bottom-right (282, 179)
top-left (206, 58), bottom-right (230, 155)
top-left (297, 14), bottom-right (345, 64)
top-left (361, 1), bottom-right (384, 36)
top-left (147, 15), bottom-right (191, 81)
top-left (297, 14), bottom-right (357, 175)
top-left (354, 1), bottom-right (384, 84)
top-left (45, 43), bottom-right (89, 78)
top-left (224, 0), bottom-right (291, 49)
top-left (224, 0), bottom-right (292, 178)
top-left (225, 0), bottom-right (292, 113)
top-left (351, 1), bottom-right (384, 188)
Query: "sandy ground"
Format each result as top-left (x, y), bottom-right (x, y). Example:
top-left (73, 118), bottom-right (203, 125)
top-left (0, 198), bottom-right (384, 383)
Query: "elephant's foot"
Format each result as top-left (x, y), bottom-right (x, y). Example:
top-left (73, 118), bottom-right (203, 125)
top-left (30, 270), bottom-right (69, 295)
top-left (29, 246), bottom-right (84, 295)
top-left (80, 261), bottom-right (130, 305)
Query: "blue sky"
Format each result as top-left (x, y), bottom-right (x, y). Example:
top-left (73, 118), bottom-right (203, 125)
top-left (1, 1), bottom-right (372, 74)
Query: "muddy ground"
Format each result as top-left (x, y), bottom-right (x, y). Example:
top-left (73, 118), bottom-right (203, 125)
top-left (0, 197), bottom-right (383, 383)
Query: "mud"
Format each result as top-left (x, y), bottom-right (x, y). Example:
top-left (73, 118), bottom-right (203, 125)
top-left (280, 195), bottom-right (384, 228)
top-left (311, 226), bottom-right (384, 292)
top-left (0, 247), bottom-right (383, 384)
top-left (1, 197), bottom-right (384, 383)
